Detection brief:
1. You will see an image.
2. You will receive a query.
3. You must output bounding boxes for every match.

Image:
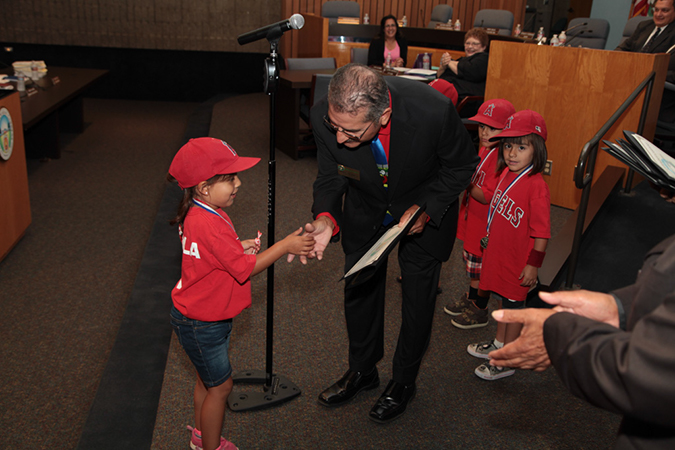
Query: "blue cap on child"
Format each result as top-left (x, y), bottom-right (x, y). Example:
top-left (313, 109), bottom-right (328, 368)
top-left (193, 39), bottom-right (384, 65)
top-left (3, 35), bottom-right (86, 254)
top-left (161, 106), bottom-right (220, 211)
top-left (169, 137), bottom-right (260, 189)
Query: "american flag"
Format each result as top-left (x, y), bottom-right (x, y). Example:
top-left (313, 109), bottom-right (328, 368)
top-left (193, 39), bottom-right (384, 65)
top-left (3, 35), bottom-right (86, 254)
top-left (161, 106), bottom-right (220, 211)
top-left (631, 0), bottom-right (651, 17)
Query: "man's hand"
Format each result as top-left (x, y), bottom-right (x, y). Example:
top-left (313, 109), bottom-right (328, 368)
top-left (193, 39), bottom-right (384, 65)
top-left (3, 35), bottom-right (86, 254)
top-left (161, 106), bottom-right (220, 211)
top-left (287, 216), bottom-right (333, 264)
top-left (539, 290), bottom-right (620, 328)
top-left (400, 204), bottom-right (428, 235)
top-left (489, 308), bottom-right (557, 371)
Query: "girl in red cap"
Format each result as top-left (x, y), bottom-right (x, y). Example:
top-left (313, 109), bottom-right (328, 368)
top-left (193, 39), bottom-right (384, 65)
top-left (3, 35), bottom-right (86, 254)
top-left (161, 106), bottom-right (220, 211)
top-left (445, 99), bottom-right (516, 329)
top-left (167, 138), bottom-right (314, 450)
top-left (466, 110), bottom-right (551, 381)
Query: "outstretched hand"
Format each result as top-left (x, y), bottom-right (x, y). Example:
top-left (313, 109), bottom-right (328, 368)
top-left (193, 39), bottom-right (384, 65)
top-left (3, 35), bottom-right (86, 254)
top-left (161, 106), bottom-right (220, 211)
top-left (539, 290), bottom-right (620, 328)
top-left (287, 216), bottom-right (333, 264)
top-left (488, 308), bottom-right (557, 371)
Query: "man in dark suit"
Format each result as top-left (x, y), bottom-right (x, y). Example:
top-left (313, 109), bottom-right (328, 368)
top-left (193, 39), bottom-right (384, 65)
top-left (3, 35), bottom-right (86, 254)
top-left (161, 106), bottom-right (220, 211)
top-left (291, 63), bottom-right (477, 423)
top-left (488, 234), bottom-right (675, 448)
top-left (617, 0), bottom-right (675, 121)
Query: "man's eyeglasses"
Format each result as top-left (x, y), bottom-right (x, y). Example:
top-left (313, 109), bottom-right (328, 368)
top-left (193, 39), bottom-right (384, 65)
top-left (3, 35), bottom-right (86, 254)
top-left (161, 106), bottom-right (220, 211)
top-left (323, 115), bottom-right (377, 142)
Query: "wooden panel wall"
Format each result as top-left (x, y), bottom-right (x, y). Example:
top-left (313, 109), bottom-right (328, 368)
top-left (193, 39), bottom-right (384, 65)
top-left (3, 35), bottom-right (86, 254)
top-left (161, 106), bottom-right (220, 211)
top-left (0, 0), bottom-right (280, 54)
top-left (281, 0), bottom-right (526, 58)
top-left (485, 41), bottom-right (668, 209)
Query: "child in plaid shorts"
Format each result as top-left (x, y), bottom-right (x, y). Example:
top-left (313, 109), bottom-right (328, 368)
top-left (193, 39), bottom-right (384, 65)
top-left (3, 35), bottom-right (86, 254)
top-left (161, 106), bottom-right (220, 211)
top-left (444, 99), bottom-right (515, 329)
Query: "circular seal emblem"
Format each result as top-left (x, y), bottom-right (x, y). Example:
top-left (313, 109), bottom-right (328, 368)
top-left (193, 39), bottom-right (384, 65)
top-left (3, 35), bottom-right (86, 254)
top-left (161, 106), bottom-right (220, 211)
top-left (0, 107), bottom-right (13, 161)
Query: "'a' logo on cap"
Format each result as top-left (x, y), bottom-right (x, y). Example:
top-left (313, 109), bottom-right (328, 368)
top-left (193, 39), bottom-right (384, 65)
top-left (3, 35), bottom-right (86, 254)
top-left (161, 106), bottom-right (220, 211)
top-left (504, 116), bottom-right (514, 129)
top-left (484, 104), bottom-right (495, 117)
top-left (535, 126), bottom-right (541, 133)
top-left (222, 140), bottom-right (237, 156)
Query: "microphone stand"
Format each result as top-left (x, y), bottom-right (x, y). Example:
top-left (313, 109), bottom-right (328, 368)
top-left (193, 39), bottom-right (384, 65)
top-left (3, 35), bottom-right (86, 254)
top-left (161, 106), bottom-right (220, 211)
top-left (227, 31), bottom-right (301, 411)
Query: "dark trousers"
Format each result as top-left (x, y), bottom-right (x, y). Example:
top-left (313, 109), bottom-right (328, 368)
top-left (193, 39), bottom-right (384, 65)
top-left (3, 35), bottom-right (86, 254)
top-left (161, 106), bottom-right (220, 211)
top-left (343, 232), bottom-right (441, 385)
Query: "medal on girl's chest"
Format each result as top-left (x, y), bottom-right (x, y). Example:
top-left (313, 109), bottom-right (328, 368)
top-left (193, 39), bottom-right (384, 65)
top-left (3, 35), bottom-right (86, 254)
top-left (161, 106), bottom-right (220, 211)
top-left (480, 236), bottom-right (489, 249)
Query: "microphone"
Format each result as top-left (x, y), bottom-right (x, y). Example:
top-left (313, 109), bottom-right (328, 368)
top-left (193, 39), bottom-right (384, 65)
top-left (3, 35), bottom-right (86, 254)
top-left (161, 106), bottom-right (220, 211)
top-left (565, 30), bottom-right (593, 47)
top-left (564, 22), bottom-right (588, 35)
top-left (238, 14), bottom-right (305, 45)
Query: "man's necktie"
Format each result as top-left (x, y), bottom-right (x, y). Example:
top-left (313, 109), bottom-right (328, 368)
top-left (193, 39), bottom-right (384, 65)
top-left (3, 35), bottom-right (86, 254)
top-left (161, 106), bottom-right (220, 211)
top-left (642, 27), bottom-right (662, 53)
top-left (370, 136), bottom-right (394, 226)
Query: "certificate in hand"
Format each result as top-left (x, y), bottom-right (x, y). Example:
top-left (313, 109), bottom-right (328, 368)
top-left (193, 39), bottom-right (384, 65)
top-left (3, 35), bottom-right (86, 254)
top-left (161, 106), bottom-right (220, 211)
top-left (341, 204), bottom-right (426, 285)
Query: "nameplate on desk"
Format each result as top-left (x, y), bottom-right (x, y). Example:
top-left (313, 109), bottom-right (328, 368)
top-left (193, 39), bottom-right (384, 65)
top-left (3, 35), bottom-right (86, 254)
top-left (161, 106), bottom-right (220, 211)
top-left (337, 17), bottom-right (360, 25)
top-left (520, 32), bottom-right (535, 40)
top-left (483, 27), bottom-right (499, 35)
top-left (435, 23), bottom-right (455, 30)
top-left (51, 76), bottom-right (60, 85)
top-left (26, 87), bottom-right (38, 97)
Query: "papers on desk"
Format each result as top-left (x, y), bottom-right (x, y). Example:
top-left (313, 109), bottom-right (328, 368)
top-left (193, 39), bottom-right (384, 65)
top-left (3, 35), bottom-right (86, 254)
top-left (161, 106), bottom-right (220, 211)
top-left (406, 68), bottom-right (437, 76)
top-left (602, 130), bottom-right (675, 190)
top-left (0, 75), bottom-right (14, 90)
top-left (12, 61), bottom-right (48, 79)
top-left (392, 67), bottom-right (436, 81)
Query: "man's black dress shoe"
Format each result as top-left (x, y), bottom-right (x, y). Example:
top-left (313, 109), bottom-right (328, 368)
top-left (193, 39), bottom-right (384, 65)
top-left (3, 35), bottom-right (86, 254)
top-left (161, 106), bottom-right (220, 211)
top-left (368, 380), bottom-right (416, 423)
top-left (317, 368), bottom-right (380, 407)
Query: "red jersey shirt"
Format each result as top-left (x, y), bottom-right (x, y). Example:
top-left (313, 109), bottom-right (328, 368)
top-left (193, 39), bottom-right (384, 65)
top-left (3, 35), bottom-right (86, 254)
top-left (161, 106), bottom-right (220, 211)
top-left (457, 146), bottom-right (501, 256)
top-left (479, 171), bottom-right (550, 301)
top-left (172, 201), bottom-right (256, 322)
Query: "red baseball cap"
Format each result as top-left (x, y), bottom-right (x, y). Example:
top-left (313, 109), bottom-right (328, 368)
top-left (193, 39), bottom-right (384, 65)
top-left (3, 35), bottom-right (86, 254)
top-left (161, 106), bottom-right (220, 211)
top-left (468, 99), bottom-right (515, 129)
top-left (490, 109), bottom-right (548, 141)
top-left (169, 138), bottom-right (260, 189)
top-left (428, 79), bottom-right (458, 106)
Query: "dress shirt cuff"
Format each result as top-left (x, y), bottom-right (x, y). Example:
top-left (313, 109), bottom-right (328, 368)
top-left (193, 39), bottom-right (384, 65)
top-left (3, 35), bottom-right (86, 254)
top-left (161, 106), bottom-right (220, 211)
top-left (317, 212), bottom-right (340, 237)
top-left (611, 293), bottom-right (627, 330)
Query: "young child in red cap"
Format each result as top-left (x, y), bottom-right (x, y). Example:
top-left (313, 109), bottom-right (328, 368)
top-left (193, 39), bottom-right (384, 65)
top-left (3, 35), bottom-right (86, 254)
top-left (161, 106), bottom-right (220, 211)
top-left (167, 138), bottom-right (314, 450)
top-left (467, 110), bottom-right (551, 381)
top-left (445, 99), bottom-right (516, 329)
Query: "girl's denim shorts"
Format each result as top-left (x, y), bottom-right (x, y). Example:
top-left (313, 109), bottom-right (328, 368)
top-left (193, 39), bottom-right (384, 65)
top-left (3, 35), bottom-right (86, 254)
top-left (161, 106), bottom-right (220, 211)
top-left (170, 305), bottom-right (233, 388)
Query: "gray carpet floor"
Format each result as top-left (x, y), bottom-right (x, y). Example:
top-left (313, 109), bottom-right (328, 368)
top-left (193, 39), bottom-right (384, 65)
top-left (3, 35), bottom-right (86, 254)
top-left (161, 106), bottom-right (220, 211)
top-left (150, 93), bottom-right (621, 449)
top-left (0, 98), bottom-right (197, 449)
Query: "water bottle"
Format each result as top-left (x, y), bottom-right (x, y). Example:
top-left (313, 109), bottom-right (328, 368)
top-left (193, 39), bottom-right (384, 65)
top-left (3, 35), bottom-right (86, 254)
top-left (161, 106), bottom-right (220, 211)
top-left (363, 13), bottom-right (369, 24)
top-left (454, 20), bottom-right (461, 31)
top-left (31, 60), bottom-right (39, 80)
top-left (422, 53), bottom-right (430, 70)
top-left (514, 24), bottom-right (522, 37)
top-left (559, 31), bottom-right (567, 46)
top-left (550, 34), bottom-right (559, 46)
top-left (536, 27), bottom-right (545, 41)
top-left (402, 15), bottom-right (408, 27)
top-left (386, 52), bottom-right (392, 68)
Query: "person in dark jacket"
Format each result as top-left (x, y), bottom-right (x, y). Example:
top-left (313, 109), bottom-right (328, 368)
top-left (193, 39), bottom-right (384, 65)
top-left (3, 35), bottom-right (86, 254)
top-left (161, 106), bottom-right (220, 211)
top-left (488, 231), bottom-right (675, 448)
top-left (437, 28), bottom-right (489, 117)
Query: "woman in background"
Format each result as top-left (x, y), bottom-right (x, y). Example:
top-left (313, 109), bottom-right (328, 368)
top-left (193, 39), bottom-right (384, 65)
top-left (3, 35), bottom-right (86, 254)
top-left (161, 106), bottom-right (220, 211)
top-left (436, 28), bottom-right (489, 117)
top-left (368, 15), bottom-right (408, 67)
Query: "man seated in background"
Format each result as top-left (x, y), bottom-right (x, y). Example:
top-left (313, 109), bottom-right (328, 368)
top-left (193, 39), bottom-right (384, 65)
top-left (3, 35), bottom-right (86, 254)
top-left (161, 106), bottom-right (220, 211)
top-left (617, 0), bottom-right (675, 122)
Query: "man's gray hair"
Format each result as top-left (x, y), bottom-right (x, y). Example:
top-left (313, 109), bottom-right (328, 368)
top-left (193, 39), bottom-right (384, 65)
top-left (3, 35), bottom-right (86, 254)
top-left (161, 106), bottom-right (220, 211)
top-left (328, 63), bottom-right (390, 122)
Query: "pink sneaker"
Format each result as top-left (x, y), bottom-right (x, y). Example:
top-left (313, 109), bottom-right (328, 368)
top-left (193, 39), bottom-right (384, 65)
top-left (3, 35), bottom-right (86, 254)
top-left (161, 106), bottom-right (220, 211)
top-left (187, 426), bottom-right (238, 450)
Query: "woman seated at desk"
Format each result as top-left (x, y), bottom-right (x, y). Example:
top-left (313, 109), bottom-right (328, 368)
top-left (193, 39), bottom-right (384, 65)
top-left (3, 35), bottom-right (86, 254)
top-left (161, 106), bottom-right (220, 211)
top-left (436, 28), bottom-right (489, 117)
top-left (368, 15), bottom-right (408, 68)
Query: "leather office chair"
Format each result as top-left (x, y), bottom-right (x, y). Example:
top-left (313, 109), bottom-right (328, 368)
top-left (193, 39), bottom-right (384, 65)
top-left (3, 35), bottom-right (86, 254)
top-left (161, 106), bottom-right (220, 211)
top-left (565, 18), bottom-right (610, 49)
top-left (619, 15), bottom-right (652, 47)
top-left (321, 1), bottom-right (360, 24)
top-left (284, 57), bottom-right (335, 126)
top-left (284, 57), bottom-right (337, 71)
top-left (296, 73), bottom-right (334, 154)
top-left (428, 5), bottom-right (453, 29)
top-left (350, 47), bottom-right (369, 65)
top-left (473, 9), bottom-right (514, 36)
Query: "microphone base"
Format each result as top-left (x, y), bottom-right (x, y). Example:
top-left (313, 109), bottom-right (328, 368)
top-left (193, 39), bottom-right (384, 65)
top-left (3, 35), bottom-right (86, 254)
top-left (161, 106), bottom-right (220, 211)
top-left (228, 370), bottom-right (301, 412)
